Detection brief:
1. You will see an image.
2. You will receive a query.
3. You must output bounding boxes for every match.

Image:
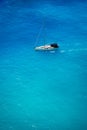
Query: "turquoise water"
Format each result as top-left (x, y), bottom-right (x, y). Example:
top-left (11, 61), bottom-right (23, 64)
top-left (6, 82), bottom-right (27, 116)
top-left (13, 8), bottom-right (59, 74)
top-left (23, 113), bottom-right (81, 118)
top-left (0, 0), bottom-right (87, 130)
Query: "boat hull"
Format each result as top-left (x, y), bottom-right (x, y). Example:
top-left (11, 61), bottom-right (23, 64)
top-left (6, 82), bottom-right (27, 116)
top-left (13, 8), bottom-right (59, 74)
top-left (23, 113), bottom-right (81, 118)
top-left (35, 46), bottom-right (57, 51)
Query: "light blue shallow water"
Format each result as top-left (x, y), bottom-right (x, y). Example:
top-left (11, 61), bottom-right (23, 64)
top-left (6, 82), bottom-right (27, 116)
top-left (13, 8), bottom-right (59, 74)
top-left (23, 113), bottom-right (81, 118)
top-left (0, 0), bottom-right (87, 130)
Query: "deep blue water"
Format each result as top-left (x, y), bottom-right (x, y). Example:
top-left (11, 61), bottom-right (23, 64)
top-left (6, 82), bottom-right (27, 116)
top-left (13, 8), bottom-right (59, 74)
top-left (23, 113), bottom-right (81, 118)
top-left (0, 0), bottom-right (87, 130)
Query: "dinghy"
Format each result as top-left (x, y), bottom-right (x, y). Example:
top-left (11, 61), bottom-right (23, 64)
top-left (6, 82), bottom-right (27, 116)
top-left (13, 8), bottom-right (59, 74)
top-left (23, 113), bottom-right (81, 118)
top-left (34, 21), bottom-right (59, 51)
top-left (35, 43), bottom-right (59, 51)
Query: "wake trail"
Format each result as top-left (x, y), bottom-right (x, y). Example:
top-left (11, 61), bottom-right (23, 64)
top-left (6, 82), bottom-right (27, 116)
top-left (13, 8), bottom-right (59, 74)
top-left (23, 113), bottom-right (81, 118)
top-left (60, 48), bottom-right (87, 53)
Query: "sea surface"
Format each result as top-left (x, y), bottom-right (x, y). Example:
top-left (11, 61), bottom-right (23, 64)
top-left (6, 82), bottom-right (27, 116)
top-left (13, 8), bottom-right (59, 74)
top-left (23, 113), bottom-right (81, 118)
top-left (0, 0), bottom-right (87, 130)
